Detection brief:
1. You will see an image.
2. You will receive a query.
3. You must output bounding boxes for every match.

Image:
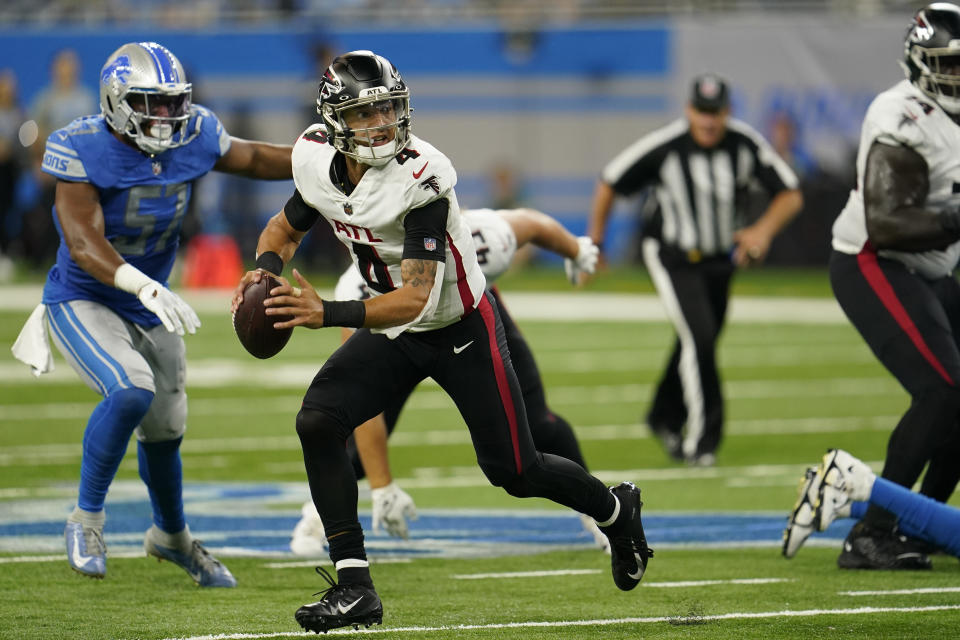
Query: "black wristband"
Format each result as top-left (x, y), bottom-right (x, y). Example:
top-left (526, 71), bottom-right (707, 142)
top-left (322, 299), bottom-right (366, 328)
top-left (255, 251), bottom-right (283, 275)
top-left (940, 209), bottom-right (960, 235)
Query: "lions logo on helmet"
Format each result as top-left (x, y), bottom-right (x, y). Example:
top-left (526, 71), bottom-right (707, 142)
top-left (99, 42), bottom-right (196, 155)
top-left (903, 3), bottom-right (960, 114)
top-left (315, 50), bottom-right (412, 167)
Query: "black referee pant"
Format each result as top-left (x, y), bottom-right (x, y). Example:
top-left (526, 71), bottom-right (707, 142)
top-left (294, 291), bottom-right (613, 566)
top-left (642, 237), bottom-right (735, 460)
top-left (830, 247), bottom-right (960, 531)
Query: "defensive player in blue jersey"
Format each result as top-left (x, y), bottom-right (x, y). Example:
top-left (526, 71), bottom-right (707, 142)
top-left (14, 42), bottom-right (292, 585)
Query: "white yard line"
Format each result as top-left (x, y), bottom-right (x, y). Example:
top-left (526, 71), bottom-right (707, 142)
top-left (841, 587), bottom-right (960, 596)
top-left (452, 569), bottom-right (602, 579)
top-left (154, 604), bottom-right (960, 640)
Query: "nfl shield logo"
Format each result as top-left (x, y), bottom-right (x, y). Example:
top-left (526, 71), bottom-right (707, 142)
top-left (343, 202), bottom-right (353, 215)
top-left (152, 161), bottom-right (162, 175)
top-left (424, 237), bottom-right (437, 251)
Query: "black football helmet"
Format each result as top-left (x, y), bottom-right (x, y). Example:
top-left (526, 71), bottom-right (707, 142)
top-left (316, 50), bottom-right (411, 166)
top-left (904, 3), bottom-right (960, 114)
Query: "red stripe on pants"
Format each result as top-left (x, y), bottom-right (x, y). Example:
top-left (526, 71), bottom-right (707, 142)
top-left (857, 245), bottom-right (954, 385)
top-left (477, 295), bottom-right (523, 473)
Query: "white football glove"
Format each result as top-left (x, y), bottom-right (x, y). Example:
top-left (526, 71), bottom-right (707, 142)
top-left (115, 263), bottom-right (200, 336)
top-left (138, 282), bottom-right (201, 335)
top-left (371, 482), bottom-right (418, 539)
top-left (290, 500), bottom-right (327, 556)
top-left (564, 236), bottom-right (600, 285)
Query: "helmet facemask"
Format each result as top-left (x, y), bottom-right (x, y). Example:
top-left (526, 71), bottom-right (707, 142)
top-left (320, 91), bottom-right (411, 167)
top-left (99, 42), bottom-right (195, 156)
top-left (116, 88), bottom-right (193, 154)
top-left (909, 45), bottom-right (960, 114)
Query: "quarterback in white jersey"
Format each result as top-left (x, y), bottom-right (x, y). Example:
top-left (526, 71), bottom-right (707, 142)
top-left (290, 207), bottom-right (603, 554)
top-left (826, 3), bottom-right (960, 572)
top-left (230, 52), bottom-right (650, 634)
top-left (292, 125), bottom-right (486, 336)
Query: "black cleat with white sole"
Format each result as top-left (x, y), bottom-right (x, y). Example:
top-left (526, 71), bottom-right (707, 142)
top-left (295, 567), bottom-right (383, 633)
top-left (601, 481), bottom-right (654, 591)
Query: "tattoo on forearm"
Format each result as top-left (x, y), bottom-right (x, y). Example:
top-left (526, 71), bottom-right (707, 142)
top-left (402, 259), bottom-right (437, 289)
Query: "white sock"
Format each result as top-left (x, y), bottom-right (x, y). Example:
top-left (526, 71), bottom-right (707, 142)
top-left (148, 524), bottom-right (192, 551)
top-left (68, 506), bottom-right (105, 529)
top-left (595, 494), bottom-right (621, 528)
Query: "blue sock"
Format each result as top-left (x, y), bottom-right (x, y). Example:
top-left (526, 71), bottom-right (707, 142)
top-left (850, 500), bottom-right (868, 520)
top-left (138, 438), bottom-right (186, 533)
top-left (871, 477), bottom-right (960, 556)
top-left (77, 388), bottom-right (154, 512)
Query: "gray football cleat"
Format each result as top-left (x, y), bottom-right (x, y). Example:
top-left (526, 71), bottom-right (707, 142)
top-left (65, 521), bottom-right (106, 578)
top-left (144, 526), bottom-right (237, 587)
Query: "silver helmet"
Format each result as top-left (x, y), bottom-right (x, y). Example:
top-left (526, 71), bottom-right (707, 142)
top-left (99, 42), bottom-right (193, 155)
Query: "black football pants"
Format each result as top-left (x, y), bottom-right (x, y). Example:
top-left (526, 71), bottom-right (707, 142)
top-left (295, 292), bottom-right (613, 565)
top-left (831, 248), bottom-right (960, 531)
top-left (343, 287), bottom-right (588, 476)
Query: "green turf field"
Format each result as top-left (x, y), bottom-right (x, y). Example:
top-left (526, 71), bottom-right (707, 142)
top-left (1, 268), bottom-right (959, 639)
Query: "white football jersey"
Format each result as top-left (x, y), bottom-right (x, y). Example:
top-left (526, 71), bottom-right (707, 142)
top-left (463, 209), bottom-right (518, 284)
top-left (292, 126), bottom-right (486, 335)
top-left (832, 80), bottom-right (960, 278)
top-left (334, 208), bottom-right (520, 302)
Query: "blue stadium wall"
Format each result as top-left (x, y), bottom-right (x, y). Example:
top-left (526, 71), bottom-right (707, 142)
top-left (3, 24), bottom-right (672, 262)
top-left (2, 17), bottom-right (906, 265)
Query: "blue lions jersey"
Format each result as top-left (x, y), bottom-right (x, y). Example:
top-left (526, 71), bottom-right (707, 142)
top-left (40, 106), bottom-right (231, 326)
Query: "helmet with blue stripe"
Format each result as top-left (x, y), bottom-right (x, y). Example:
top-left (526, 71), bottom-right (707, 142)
top-left (99, 42), bottom-right (193, 155)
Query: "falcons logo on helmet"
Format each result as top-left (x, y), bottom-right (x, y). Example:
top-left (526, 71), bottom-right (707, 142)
top-left (320, 68), bottom-right (344, 102)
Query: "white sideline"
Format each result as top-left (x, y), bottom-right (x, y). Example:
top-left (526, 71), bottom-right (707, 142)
top-left (2, 285), bottom-right (845, 323)
top-left (154, 605), bottom-right (960, 640)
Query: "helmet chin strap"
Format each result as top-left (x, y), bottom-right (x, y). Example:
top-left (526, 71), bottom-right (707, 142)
top-left (350, 139), bottom-right (400, 166)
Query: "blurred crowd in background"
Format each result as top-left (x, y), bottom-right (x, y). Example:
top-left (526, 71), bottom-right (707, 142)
top-left (0, 1), bottom-right (926, 283)
top-left (0, 1), bottom-right (927, 26)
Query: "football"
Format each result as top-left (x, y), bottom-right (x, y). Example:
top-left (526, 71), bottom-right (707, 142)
top-left (233, 274), bottom-right (294, 359)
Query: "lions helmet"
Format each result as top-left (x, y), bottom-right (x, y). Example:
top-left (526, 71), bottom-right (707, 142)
top-left (316, 50), bottom-right (411, 167)
top-left (99, 42), bottom-right (193, 155)
top-left (904, 3), bottom-right (960, 114)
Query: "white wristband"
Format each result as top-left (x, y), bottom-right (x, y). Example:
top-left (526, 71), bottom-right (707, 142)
top-left (114, 263), bottom-right (154, 295)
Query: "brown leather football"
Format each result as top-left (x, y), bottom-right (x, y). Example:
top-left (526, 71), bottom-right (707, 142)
top-left (233, 274), bottom-right (293, 359)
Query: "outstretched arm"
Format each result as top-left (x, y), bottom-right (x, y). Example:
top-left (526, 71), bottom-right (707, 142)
top-left (214, 137), bottom-right (293, 180)
top-left (500, 207), bottom-right (581, 258)
top-left (498, 207), bottom-right (598, 284)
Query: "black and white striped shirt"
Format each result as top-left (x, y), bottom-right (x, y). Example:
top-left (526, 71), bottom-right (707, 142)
top-left (602, 117), bottom-right (798, 257)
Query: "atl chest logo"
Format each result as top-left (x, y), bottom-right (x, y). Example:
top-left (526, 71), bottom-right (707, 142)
top-left (333, 219), bottom-right (382, 243)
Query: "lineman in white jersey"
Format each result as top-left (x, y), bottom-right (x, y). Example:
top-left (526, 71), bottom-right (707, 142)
top-left (827, 3), bottom-right (960, 570)
top-left (289, 207), bottom-right (605, 552)
top-left (229, 51), bottom-right (650, 633)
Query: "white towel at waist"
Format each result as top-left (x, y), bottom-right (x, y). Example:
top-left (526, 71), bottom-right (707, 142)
top-left (11, 303), bottom-right (54, 377)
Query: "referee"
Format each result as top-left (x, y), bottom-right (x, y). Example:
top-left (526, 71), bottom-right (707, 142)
top-left (587, 73), bottom-right (803, 466)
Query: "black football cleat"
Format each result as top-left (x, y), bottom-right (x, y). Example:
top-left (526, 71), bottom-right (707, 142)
top-left (295, 567), bottom-right (383, 634)
top-left (837, 521), bottom-right (932, 570)
top-left (601, 481), bottom-right (654, 591)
